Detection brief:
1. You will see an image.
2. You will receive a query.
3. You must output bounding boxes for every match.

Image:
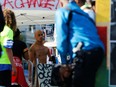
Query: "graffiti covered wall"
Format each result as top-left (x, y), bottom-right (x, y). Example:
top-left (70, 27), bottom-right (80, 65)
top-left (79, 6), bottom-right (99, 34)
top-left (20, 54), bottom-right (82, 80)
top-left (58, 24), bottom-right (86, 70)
top-left (0, 0), bottom-right (59, 10)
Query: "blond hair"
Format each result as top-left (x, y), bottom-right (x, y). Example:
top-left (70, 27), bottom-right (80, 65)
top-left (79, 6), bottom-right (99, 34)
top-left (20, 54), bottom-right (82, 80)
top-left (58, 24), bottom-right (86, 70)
top-left (3, 8), bottom-right (17, 32)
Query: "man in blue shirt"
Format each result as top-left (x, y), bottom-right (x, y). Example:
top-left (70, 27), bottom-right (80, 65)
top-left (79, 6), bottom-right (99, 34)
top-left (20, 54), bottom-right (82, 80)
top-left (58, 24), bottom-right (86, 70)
top-left (55, 0), bottom-right (104, 87)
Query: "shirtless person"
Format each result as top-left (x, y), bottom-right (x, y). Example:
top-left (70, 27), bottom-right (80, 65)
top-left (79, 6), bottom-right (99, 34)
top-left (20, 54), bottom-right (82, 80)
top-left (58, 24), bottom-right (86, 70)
top-left (29, 30), bottom-right (52, 86)
top-left (29, 30), bottom-right (52, 64)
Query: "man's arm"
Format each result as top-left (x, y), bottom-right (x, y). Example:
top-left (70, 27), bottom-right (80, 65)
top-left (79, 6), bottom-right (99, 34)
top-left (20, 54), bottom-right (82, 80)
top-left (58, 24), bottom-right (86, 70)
top-left (6, 48), bottom-right (17, 75)
top-left (22, 41), bottom-right (29, 61)
top-left (28, 46), bottom-right (35, 82)
top-left (47, 47), bottom-right (52, 61)
top-left (55, 10), bottom-right (69, 64)
top-left (29, 46), bottom-right (35, 63)
top-left (23, 48), bottom-right (29, 61)
top-left (3, 27), bottom-right (17, 75)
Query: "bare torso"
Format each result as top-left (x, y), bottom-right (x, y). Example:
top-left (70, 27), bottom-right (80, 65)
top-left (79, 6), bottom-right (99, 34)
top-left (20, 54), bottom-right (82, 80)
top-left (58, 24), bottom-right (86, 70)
top-left (35, 45), bottom-right (48, 63)
top-left (29, 42), bottom-right (50, 66)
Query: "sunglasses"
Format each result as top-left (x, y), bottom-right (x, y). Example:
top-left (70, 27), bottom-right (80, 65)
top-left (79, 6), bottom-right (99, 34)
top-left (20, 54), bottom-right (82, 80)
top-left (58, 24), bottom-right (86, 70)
top-left (38, 34), bottom-right (43, 37)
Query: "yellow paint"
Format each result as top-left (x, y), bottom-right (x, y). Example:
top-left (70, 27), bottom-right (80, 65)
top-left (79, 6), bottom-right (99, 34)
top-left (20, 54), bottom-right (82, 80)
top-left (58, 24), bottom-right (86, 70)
top-left (96, 0), bottom-right (110, 23)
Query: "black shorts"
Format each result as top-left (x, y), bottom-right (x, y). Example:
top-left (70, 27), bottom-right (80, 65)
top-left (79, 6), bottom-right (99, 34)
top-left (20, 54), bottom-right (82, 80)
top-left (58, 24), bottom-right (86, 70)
top-left (0, 70), bottom-right (11, 87)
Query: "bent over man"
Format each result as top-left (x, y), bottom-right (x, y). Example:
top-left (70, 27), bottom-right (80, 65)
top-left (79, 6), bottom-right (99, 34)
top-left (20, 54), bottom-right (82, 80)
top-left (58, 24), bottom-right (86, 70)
top-left (55, 0), bottom-right (104, 87)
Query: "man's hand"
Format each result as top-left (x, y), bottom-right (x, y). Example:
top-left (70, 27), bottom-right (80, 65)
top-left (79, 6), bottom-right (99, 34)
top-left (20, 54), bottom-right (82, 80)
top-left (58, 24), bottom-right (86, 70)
top-left (28, 74), bottom-right (32, 82)
top-left (49, 56), bottom-right (56, 63)
top-left (12, 63), bottom-right (17, 76)
top-left (59, 65), bottom-right (72, 81)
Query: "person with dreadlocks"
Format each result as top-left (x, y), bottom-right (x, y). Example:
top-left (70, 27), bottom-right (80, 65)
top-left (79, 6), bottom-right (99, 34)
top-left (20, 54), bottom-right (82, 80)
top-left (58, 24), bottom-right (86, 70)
top-left (55, 0), bottom-right (104, 87)
top-left (12, 28), bottom-right (29, 87)
top-left (0, 8), bottom-right (17, 86)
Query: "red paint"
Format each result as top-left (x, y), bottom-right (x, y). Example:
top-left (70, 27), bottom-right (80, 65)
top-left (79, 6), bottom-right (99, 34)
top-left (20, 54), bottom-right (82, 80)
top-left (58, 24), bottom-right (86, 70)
top-left (14, 0), bottom-right (25, 9)
top-left (97, 26), bottom-right (107, 55)
top-left (3, 0), bottom-right (14, 9)
top-left (2, 0), bottom-right (59, 10)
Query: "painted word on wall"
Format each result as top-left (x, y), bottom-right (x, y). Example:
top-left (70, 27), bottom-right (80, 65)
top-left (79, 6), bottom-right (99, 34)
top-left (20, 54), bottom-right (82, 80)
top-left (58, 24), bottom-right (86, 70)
top-left (0, 0), bottom-right (59, 10)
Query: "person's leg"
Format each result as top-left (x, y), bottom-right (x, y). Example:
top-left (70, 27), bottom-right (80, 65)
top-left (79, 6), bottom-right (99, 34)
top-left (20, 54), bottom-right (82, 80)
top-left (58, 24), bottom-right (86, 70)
top-left (33, 67), bottom-right (36, 86)
top-left (0, 70), bottom-right (11, 86)
top-left (72, 47), bottom-right (104, 87)
top-left (12, 66), bottom-right (18, 84)
top-left (17, 66), bottom-right (28, 87)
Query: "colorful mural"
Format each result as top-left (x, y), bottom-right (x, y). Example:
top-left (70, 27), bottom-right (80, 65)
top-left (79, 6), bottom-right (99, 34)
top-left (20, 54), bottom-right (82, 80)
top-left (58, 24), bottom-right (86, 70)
top-left (95, 0), bottom-right (110, 87)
